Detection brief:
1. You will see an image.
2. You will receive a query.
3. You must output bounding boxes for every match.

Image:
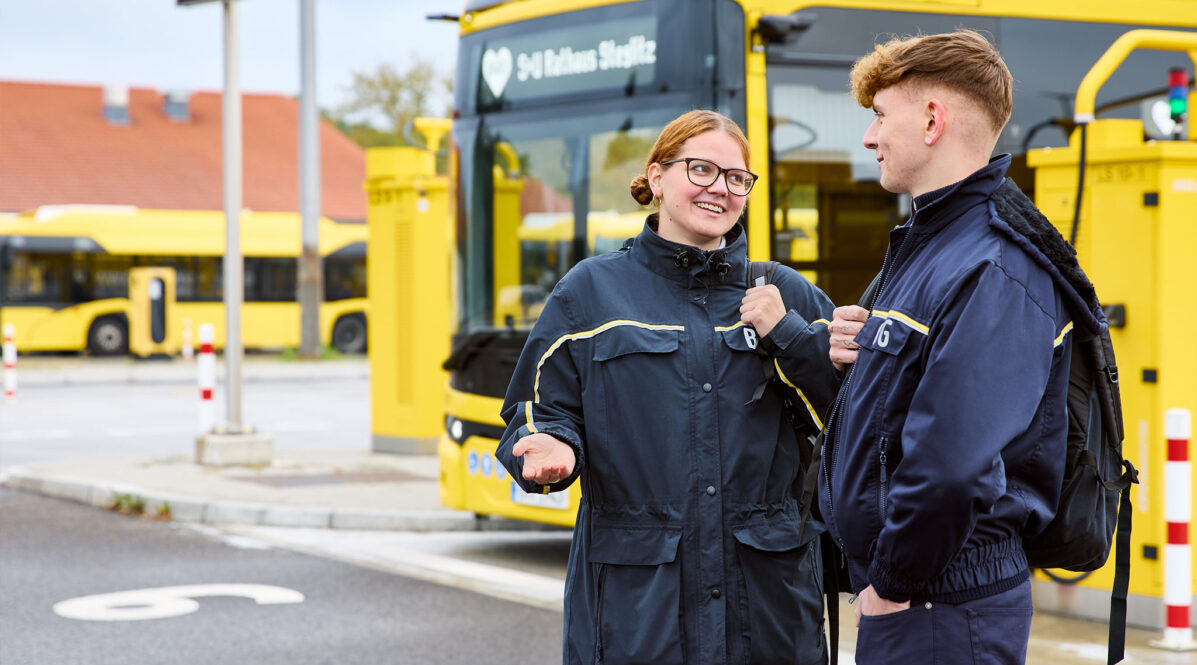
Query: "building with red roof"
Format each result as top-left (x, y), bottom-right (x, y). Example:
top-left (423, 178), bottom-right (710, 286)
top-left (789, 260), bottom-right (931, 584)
top-left (0, 81), bottom-right (366, 221)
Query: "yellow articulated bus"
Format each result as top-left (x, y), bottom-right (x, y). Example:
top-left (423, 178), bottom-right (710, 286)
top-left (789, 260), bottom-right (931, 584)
top-left (436, 0), bottom-right (1197, 625)
top-left (0, 205), bottom-right (368, 356)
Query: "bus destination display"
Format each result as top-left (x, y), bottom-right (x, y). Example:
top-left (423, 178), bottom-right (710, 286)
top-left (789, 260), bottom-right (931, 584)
top-left (479, 16), bottom-right (657, 103)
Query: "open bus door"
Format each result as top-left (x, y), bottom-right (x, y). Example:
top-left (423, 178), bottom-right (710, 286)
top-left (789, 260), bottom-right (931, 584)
top-left (128, 267), bottom-right (178, 358)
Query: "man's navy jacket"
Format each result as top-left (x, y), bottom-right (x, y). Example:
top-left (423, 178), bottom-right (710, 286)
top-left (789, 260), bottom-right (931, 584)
top-left (498, 219), bottom-right (837, 665)
top-left (820, 155), bottom-right (1096, 604)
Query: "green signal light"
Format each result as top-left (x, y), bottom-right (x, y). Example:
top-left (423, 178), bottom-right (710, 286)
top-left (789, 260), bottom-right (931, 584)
top-left (1171, 96), bottom-right (1187, 116)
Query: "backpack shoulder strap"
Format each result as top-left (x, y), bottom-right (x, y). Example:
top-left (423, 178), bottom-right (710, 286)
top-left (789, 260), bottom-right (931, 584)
top-left (858, 270), bottom-right (884, 310)
top-left (747, 260), bottom-right (779, 288)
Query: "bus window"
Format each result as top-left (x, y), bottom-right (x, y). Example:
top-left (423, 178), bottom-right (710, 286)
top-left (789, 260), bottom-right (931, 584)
top-left (245, 257), bottom-right (298, 302)
top-left (324, 257), bottom-right (366, 301)
top-left (768, 62), bottom-right (893, 303)
top-left (765, 8), bottom-right (1195, 305)
top-left (4, 252), bottom-right (71, 303)
top-left (89, 254), bottom-right (132, 300)
top-left (513, 137), bottom-right (574, 294)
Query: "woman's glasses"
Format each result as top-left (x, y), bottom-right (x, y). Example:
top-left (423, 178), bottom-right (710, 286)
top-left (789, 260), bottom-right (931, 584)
top-left (660, 157), bottom-right (757, 196)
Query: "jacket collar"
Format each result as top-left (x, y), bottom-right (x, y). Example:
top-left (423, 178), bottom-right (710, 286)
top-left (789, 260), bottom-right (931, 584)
top-left (908, 154), bottom-right (1011, 234)
top-left (629, 213), bottom-right (748, 286)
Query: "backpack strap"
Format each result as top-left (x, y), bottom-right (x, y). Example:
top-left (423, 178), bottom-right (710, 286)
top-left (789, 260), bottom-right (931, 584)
top-left (745, 261), bottom-right (781, 405)
top-left (858, 269), bottom-right (884, 312)
top-left (1108, 459), bottom-right (1137, 665)
top-left (747, 260), bottom-right (778, 288)
top-left (747, 260), bottom-right (841, 664)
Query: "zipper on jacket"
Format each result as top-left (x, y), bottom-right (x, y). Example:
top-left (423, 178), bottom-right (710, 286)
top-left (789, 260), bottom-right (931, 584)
top-left (593, 563), bottom-right (607, 662)
top-left (821, 226), bottom-right (909, 540)
top-left (878, 436), bottom-right (889, 520)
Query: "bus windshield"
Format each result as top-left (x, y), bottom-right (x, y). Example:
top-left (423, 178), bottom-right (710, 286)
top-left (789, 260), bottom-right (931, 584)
top-left (451, 0), bottom-right (745, 335)
top-left (455, 111), bottom-right (684, 332)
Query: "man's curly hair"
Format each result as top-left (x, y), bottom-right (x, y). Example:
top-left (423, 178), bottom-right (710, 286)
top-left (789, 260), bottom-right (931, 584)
top-left (849, 30), bottom-right (1012, 135)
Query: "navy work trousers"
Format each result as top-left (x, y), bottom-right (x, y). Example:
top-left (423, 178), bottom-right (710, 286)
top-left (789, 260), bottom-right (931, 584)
top-left (854, 580), bottom-right (1033, 665)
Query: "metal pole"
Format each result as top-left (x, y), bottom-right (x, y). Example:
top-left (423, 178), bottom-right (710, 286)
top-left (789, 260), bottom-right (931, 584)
top-left (222, 0), bottom-right (243, 431)
top-left (298, 0), bottom-right (322, 357)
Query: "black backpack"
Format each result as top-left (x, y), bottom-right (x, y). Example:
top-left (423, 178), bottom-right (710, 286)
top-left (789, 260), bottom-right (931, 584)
top-left (990, 180), bottom-right (1139, 665)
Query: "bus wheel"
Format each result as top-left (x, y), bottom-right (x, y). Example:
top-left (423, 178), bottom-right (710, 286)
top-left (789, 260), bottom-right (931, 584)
top-left (87, 315), bottom-right (129, 356)
top-left (332, 314), bottom-right (367, 354)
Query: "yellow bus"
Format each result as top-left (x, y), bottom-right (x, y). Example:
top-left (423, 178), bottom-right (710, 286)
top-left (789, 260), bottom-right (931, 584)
top-left (439, 0), bottom-right (1195, 549)
top-left (0, 205), bottom-right (368, 355)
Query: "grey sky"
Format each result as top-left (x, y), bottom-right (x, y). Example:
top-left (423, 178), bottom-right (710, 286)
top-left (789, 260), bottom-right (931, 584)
top-left (0, 0), bottom-right (459, 114)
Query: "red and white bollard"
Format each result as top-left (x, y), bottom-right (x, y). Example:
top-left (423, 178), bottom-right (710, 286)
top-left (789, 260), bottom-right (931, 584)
top-left (2, 323), bottom-right (15, 401)
top-left (1151, 408), bottom-right (1197, 651)
top-left (197, 323), bottom-right (216, 434)
top-left (181, 317), bottom-right (194, 361)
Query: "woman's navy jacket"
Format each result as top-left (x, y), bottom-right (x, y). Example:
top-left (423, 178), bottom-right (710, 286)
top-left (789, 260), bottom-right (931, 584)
top-left (820, 156), bottom-right (1091, 604)
top-left (498, 219), bottom-right (838, 665)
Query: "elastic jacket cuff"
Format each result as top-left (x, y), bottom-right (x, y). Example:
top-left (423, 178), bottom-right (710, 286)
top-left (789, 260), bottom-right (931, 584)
top-left (518, 423), bottom-right (584, 494)
top-left (867, 559), bottom-right (917, 604)
top-left (761, 310), bottom-right (809, 354)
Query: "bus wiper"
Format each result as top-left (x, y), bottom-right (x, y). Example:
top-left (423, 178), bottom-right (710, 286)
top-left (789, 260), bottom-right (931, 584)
top-left (442, 330), bottom-right (496, 372)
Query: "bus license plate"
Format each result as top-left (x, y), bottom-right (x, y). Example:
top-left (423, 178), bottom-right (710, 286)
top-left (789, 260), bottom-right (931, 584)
top-left (511, 481), bottom-right (569, 510)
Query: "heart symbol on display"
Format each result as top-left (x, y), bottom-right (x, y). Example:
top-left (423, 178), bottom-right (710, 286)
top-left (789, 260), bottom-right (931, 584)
top-left (1151, 100), bottom-right (1177, 136)
top-left (482, 47), bottom-right (513, 98)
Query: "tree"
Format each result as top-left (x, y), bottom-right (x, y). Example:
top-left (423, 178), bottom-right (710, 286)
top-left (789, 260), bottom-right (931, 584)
top-left (327, 56), bottom-right (452, 149)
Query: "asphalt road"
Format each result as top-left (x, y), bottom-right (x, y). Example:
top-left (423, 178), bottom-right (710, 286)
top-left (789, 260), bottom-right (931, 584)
top-left (0, 374), bottom-right (369, 469)
top-left (0, 488), bottom-right (562, 665)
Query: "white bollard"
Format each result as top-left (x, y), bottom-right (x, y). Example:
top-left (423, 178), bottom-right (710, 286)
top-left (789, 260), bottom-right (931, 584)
top-left (1151, 408), bottom-right (1197, 651)
top-left (197, 323), bottom-right (216, 435)
top-left (181, 317), bottom-right (194, 361)
top-left (2, 323), bottom-right (15, 401)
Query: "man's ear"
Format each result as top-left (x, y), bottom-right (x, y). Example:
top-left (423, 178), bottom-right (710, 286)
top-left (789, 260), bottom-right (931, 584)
top-left (647, 162), bottom-right (664, 199)
top-left (924, 98), bottom-right (947, 146)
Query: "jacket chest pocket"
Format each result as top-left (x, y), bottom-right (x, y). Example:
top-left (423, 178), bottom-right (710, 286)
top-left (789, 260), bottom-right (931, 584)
top-left (591, 325), bottom-right (680, 362)
top-left (720, 324), bottom-right (761, 355)
top-left (717, 325), bottom-right (769, 400)
top-left (856, 314), bottom-right (923, 358)
top-left (587, 524), bottom-right (684, 664)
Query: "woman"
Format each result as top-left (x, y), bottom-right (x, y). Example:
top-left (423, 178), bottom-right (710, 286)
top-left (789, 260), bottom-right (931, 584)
top-left (497, 110), bottom-right (838, 665)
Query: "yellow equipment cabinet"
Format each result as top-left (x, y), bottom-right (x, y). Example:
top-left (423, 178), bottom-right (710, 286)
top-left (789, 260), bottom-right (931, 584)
top-left (367, 119), bottom-right (452, 454)
top-left (128, 267), bottom-right (179, 358)
top-left (1028, 30), bottom-right (1197, 629)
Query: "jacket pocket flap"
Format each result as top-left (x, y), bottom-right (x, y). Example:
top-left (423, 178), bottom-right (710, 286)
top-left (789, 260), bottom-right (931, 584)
top-left (720, 325), bottom-right (759, 353)
top-left (588, 525), bottom-right (681, 565)
top-left (857, 313), bottom-right (921, 356)
top-left (732, 514), bottom-right (809, 552)
top-left (592, 325), bottom-right (679, 362)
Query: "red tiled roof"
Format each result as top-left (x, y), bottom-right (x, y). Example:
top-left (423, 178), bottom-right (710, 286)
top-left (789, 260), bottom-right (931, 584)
top-left (0, 81), bottom-right (366, 220)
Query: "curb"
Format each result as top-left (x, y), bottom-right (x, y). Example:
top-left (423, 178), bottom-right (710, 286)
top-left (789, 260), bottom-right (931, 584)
top-left (11, 358), bottom-right (369, 388)
top-left (1, 469), bottom-right (489, 532)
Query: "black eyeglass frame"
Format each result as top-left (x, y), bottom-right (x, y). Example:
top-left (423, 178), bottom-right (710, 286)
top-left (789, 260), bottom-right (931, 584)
top-left (659, 157), bottom-right (758, 196)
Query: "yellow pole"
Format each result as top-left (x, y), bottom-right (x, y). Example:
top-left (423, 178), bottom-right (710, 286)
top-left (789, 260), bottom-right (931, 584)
top-left (1074, 30), bottom-right (1197, 123)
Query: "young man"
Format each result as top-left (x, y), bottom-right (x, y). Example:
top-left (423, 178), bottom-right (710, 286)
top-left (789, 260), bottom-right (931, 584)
top-left (823, 31), bottom-right (1097, 664)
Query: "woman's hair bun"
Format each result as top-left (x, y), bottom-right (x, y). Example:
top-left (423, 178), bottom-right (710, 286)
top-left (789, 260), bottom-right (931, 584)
top-left (629, 174), bottom-right (654, 206)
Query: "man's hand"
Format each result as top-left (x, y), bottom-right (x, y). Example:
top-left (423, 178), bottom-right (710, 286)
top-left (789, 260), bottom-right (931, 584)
top-left (741, 285), bottom-right (786, 338)
top-left (854, 585), bottom-right (911, 627)
top-left (829, 305), bottom-right (869, 371)
top-left (512, 432), bottom-right (576, 486)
